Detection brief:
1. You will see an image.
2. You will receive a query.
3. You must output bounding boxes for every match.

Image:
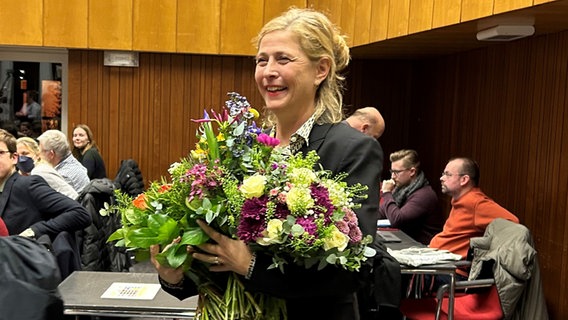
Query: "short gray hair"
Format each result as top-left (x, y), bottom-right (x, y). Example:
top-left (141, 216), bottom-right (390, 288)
top-left (37, 130), bottom-right (70, 158)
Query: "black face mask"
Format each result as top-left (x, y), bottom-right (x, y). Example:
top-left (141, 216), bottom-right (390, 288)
top-left (17, 155), bottom-right (35, 174)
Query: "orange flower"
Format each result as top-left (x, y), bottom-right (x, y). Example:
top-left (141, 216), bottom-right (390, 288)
top-left (159, 184), bottom-right (172, 193)
top-left (132, 193), bottom-right (148, 210)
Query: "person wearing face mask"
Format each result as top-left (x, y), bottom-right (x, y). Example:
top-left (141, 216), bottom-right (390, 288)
top-left (150, 8), bottom-right (382, 320)
top-left (17, 137), bottom-right (78, 199)
top-left (71, 124), bottom-right (107, 180)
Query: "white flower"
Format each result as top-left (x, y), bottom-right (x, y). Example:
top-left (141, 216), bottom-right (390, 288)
top-left (240, 174), bottom-right (267, 198)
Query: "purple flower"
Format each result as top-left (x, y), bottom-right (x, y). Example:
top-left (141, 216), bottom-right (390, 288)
top-left (335, 220), bottom-right (350, 234)
top-left (348, 226), bottom-right (363, 243)
top-left (257, 133), bottom-right (280, 147)
top-left (237, 197), bottom-right (269, 243)
top-left (310, 184), bottom-right (334, 222)
top-left (296, 217), bottom-right (318, 236)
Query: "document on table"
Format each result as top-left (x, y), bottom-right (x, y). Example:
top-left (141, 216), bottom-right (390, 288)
top-left (387, 247), bottom-right (462, 267)
top-left (101, 282), bottom-right (162, 300)
top-left (377, 219), bottom-right (391, 227)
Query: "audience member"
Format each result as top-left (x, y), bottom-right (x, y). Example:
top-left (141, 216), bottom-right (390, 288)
top-left (430, 157), bottom-right (520, 258)
top-left (380, 149), bottom-right (444, 244)
top-left (0, 129), bottom-right (90, 238)
top-left (71, 124), bottom-right (107, 179)
top-left (345, 107), bottom-right (385, 139)
top-left (17, 137), bottom-right (78, 199)
top-left (151, 8), bottom-right (383, 320)
top-left (15, 90), bottom-right (41, 121)
top-left (37, 130), bottom-right (90, 194)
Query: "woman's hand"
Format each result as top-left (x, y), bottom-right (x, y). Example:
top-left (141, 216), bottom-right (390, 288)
top-left (150, 237), bottom-right (186, 285)
top-left (193, 220), bottom-right (253, 276)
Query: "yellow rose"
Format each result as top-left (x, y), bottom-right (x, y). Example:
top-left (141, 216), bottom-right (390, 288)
top-left (323, 225), bottom-right (349, 252)
top-left (257, 219), bottom-right (284, 245)
top-left (240, 174), bottom-right (267, 198)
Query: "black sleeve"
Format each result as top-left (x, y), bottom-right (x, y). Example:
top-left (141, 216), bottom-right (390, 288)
top-left (28, 176), bottom-right (92, 237)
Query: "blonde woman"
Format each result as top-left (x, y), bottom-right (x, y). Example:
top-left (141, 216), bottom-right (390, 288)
top-left (17, 137), bottom-right (78, 200)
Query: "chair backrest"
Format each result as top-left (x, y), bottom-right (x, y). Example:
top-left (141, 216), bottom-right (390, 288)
top-left (468, 218), bottom-right (548, 320)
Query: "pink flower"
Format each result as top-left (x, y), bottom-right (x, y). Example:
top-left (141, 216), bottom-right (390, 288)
top-left (257, 133), bottom-right (280, 147)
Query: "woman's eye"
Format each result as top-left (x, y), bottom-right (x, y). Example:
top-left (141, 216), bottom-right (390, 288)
top-left (255, 58), bottom-right (268, 66)
top-left (277, 56), bottom-right (292, 64)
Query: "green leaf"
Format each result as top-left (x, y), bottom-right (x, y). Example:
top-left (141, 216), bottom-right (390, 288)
top-left (107, 228), bottom-right (125, 242)
top-left (203, 121), bottom-right (219, 161)
top-left (290, 224), bottom-right (305, 237)
top-left (127, 228), bottom-right (159, 248)
top-left (166, 243), bottom-right (189, 269)
top-left (147, 214), bottom-right (172, 232)
top-left (180, 226), bottom-right (210, 245)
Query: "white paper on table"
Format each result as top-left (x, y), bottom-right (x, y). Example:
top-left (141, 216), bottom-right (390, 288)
top-left (101, 282), bottom-right (162, 300)
top-left (377, 219), bottom-right (391, 227)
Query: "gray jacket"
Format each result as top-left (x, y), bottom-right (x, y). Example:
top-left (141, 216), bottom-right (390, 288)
top-left (468, 218), bottom-right (548, 320)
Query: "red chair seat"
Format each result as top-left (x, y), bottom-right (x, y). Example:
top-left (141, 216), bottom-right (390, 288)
top-left (400, 285), bottom-right (503, 320)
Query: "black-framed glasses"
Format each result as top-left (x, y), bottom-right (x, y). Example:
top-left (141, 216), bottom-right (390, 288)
top-left (441, 171), bottom-right (466, 178)
top-left (390, 168), bottom-right (410, 176)
top-left (0, 150), bottom-right (12, 156)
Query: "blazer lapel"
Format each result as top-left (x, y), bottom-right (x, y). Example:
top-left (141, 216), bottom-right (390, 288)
top-left (300, 123), bottom-right (332, 154)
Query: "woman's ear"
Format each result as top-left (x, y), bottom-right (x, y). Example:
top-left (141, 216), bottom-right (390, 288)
top-left (314, 57), bottom-right (331, 86)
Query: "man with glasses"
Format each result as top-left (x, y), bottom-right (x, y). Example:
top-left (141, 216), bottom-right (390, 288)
top-left (430, 157), bottom-right (519, 259)
top-left (380, 149), bottom-right (444, 244)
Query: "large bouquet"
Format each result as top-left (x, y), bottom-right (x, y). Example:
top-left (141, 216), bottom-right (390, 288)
top-left (104, 92), bottom-right (373, 319)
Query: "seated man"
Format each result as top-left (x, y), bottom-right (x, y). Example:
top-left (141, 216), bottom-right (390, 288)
top-left (430, 157), bottom-right (519, 258)
top-left (345, 106), bottom-right (385, 139)
top-left (37, 130), bottom-right (90, 194)
top-left (380, 149), bottom-right (444, 244)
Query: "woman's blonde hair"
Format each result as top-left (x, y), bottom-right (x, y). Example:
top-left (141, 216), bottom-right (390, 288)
top-left (254, 8), bottom-right (350, 126)
top-left (17, 136), bottom-right (40, 159)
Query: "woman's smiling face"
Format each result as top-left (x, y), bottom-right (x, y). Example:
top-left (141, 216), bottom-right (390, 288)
top-left (254, 30), bottom-right (324, 118)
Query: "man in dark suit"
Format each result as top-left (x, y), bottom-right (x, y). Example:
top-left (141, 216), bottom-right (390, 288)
top-left (0, 129), bottom-right (91, 238)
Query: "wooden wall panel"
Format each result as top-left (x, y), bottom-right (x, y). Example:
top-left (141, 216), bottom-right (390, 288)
top-left (177, 0), bottom-right (221, 54)
top-left (352, 0), bottom-right (373, 46)
top-left (346, 30), bottom-right (568, 319)
top-left (387, 0), bottom-right (410, 39)
top-left (0, 0), bottom-right (43, 46)
top-left (460, 0), bottom-right (493, 22)
top-left (89, 0), bottom-right (133, 50)
top-left (67, 50), bottom-right (263, 186)
top-left (408, 0), bottom-right (434, 34)
top-left (432, 0), bottom-right (461, 28)
top-left (309, 0), bottom-right (343, 27)
top-left (43, 0), bottom-right (88, 48)
top-left (339, 0), bottom-right (357, 47)
top-left (263, 0), bottom-right (307, 24)
top-left (369, 0), bottom-right (390, 42)
top-left (133, 0), bottom-right (177, 52)
top-left (494, 0), bottom-right (534, 14)
top-left (220, 0), bottom-right (264, 55)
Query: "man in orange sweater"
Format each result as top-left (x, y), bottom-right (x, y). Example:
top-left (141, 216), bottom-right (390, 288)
top-left (430, 157), bottom-right (519, 258)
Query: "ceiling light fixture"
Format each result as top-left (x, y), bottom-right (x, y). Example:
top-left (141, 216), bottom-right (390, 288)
top-left (476, 25), bottom-right (535, 41)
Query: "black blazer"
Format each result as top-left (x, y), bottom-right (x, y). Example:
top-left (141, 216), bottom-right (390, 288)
top-left (0, 172), bottom-right (92, 237)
